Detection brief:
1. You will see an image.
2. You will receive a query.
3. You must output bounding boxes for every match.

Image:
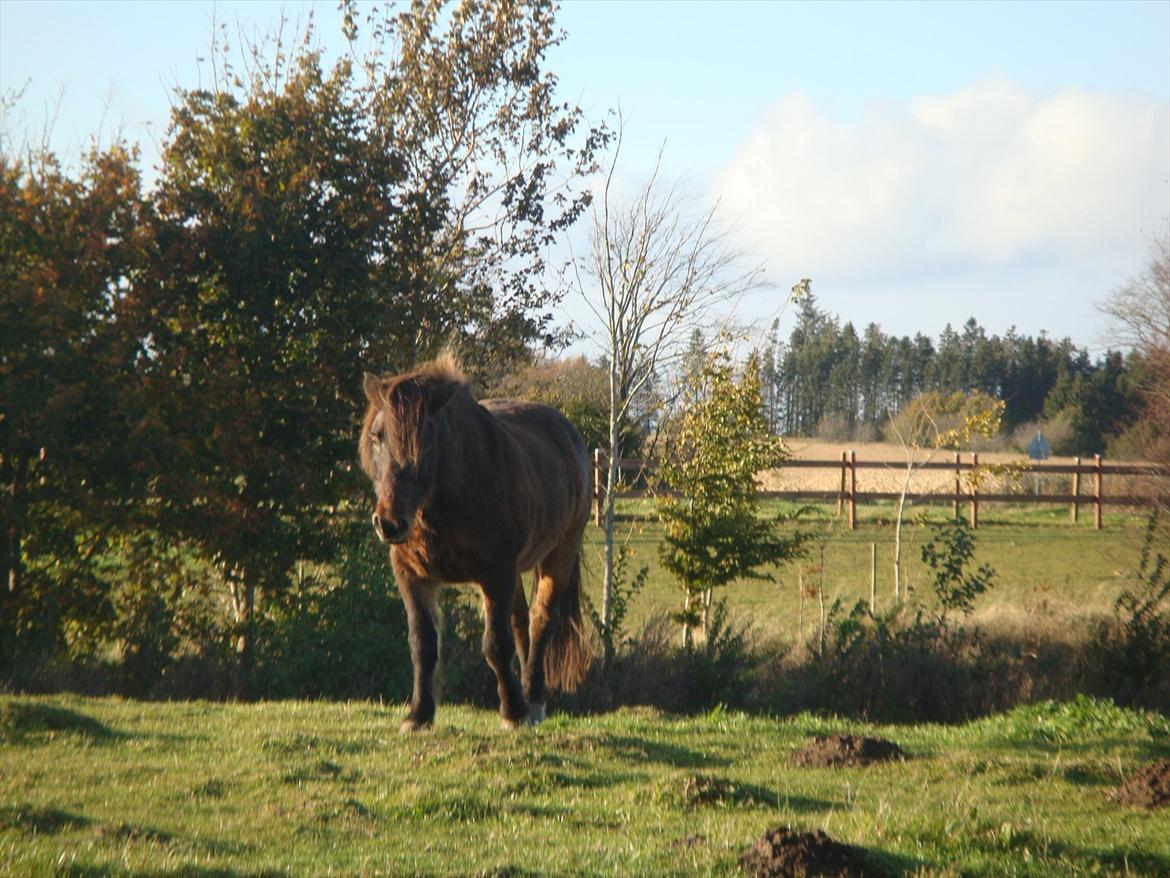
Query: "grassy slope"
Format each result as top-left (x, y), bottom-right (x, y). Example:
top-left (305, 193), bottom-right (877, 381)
top-left (579, 501), bottom-right (1154, 643)
top-left (2, 695), bottom-right (1168, 877)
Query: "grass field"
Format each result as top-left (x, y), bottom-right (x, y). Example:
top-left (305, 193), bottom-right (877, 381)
top-left (578, 499), bottom-right (1156, 645)
top-left (2, 695), bottom-right (1167, 877)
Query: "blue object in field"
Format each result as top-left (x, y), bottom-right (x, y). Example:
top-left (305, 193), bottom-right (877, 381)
top-left (1028, 432), bottom-right (1051, 460)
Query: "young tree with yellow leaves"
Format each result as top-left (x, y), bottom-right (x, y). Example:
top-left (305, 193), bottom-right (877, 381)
top-left (658, 351), bottom-right (805, 648)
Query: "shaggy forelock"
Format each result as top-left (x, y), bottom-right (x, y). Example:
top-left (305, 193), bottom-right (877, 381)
top-left (359, 355), bottom-right (468, 472)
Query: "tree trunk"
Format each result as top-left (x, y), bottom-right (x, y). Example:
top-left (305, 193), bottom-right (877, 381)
top-left (893, 464), bottom-right (912, 603)
top-left (682, 590), bottom-right (693, 650)
top-left (817, 545), bottom-right (827, 658)
top-left (229, 570), bottom-right (256, 700)
top-left (2, 452), bottom-right (25, 601)
top-left (601, 364), bottom-right (622, 665)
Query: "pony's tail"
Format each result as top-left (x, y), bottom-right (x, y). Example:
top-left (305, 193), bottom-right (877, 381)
top-left (543, 553), bottom-right (593, 692)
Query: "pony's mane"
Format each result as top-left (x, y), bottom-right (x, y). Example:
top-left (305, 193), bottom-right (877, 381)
top-left (407, 352), bottom-right (467, 386)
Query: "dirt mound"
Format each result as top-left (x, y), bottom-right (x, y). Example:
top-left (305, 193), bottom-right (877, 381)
top-left (791, 735), bottom-right (906, 768)
top-left (1109, 760), bottom-right (1170, 809)
top-left (740, 826), bottom-right (870, 878)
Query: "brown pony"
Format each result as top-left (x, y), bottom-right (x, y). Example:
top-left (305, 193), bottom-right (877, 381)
top-left (358, 356), bottom-right (592, 730)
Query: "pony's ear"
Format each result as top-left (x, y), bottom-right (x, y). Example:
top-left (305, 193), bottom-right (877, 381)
top-left (362, 372), bottom-right (383, 403)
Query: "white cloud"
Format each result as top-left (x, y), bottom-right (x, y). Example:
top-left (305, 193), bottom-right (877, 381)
top-left (715, 75), bottom-right (1169, 286)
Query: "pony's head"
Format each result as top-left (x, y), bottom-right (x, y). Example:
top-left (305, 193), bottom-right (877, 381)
top-left (359, 360), bottom-right (464, 544)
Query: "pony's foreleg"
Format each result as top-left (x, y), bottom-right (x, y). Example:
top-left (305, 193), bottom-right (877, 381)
top-left (397, 577), bottom-right (440, 732)
top-left (480, 577), bottom-right (529, 730)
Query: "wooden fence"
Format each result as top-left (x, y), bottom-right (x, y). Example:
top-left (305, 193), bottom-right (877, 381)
top-left (591, 450), bottom-right (1169, 530)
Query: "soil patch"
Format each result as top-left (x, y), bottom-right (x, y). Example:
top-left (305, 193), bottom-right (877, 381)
top-left (740, 826), bottom-right (870, 878)
top-left (791, 735), bottom-right (906, 768)
top-left (1109, 760), bottom-right (1170, 809)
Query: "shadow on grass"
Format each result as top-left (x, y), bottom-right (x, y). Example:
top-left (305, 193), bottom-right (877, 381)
top-left (60, 867), bottom-right (288, 878)
top-left (861, 848), bottom-right (925, 878)
top-left (600, 733), bottom-right (730, 768)
top-left (1, 701), bottom-right (121, 744)
top-left (0, 803), bottom-right (91, 834)
top-left (942, 831), bottom-right (1170, 877)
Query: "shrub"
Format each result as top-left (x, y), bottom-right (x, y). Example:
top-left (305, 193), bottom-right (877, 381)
top-left (1090, 510), bottom-right (1170, 710)
top-left (255, 529), bottom-right (412, 701)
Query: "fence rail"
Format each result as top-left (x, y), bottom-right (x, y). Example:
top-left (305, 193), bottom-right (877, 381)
top-left (591, 450), bottom-right (1169, 530)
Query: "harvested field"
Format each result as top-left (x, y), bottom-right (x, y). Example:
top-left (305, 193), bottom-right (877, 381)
top-left (757, 440), bottom-right (1166, 500)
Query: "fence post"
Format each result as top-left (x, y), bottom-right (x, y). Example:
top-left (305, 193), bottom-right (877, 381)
top-left (953, 451), bottom-right (961, 519)
top-left (1071, 456), bottom-right (1081, 524)
top-left (837, 451), bottom-right (847, 516)
top-left (1094, 453), bottom-right (1103, 530)
top-left (969, 452), bottom-right (979, 528)
top-left (593, 448), bottom-right (604, 527)
top-left (848, 449), bottom-right (857, 530)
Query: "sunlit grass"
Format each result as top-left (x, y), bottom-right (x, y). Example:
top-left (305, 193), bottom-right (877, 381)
top-left (1, 695), bottom-right (1167, 876)
top-left (580, 499), bottom-right (1153, 643)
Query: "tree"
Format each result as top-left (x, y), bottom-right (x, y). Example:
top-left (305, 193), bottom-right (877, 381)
top-left (0, 141), bottom-right (150, 668)
top-left (575, 117), bottom-right (766, 662)
top-left (133, 47), bottom-right (399, 694)
top-left (885, 391), bottom-right (1003, 602)
top-left (348, 0), bottom-right (606, 374)
top-left (1100, 228), bottom-right (1170, 466)
top-left (658, 352), bottom-right (804, 647)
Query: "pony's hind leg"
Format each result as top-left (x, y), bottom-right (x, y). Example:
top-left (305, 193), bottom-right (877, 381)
top-left (395, 575), bottom-right (440, 732)
top-left (480, 572), bottom-right (529, 730)
top-left (524, 542), bottom-right (578, 723)
top-left (511, 574), bottom-right (531, 669)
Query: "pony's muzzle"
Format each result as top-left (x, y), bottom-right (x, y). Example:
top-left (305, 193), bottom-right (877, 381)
top-left (372, 512), bottom-right (410, 544)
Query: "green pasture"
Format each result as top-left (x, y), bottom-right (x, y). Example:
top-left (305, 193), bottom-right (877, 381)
top-left (2, 695), bottom-right (1167, 877)
top-left (579, 500), bottom-right (1156, 643)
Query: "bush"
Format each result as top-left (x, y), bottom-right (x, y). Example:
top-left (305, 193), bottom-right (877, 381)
top-left (1090, 510), bottom-right (1170, 710)
top-left (768, 601), bottom-right (1043, 723)
top-left (255, 530), bottom-right (412, 701)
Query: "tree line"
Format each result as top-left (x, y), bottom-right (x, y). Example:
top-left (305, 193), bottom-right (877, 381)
top-left (756, 292), bottom-right (1146, 455)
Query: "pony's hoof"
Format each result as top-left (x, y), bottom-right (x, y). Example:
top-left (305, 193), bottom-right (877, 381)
top-left (400, 717), bottom-right (432, 733)
top-left (528, 702), bottom-right (546, 726)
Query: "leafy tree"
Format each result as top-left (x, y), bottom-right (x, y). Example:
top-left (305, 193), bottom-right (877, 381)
top-left (349, 0), bottom-right (606, 374)
top-left (0, 142), bottom-right (150, 669)
top-left (658, 352), bottom-right (804, 647)
top-left (131, 47), bottom-right (404, 694)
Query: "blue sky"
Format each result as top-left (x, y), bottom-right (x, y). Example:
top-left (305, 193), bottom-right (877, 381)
top-left (3, 0), bottom-right (1168, 351)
